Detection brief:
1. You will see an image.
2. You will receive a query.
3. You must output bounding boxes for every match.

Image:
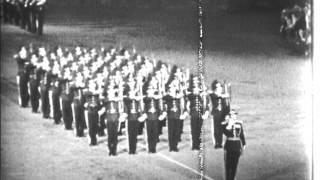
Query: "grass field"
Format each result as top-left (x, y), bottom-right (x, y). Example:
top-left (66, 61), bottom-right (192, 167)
top-left (1, 3), bottom-right (312, 180)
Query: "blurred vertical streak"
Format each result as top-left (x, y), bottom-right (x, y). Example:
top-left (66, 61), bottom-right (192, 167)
top-left (198, 0), bottom-right (206, 179)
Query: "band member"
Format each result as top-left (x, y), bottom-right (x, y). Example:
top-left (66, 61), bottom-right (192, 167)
top-left (72, 75), bottom-right (86, 137)
top-left (8, 0), bottom-right (20, 25)
top-left (164, 81), bottom-right (182, 152)
top-left (60, 78), bottom-right (74, 130)
top-left (115, 72), bottom-right (126, 136)
top-left (102, 82), bottom-right (121, 155)
top-left (18, 0), bottom-right (27, 29)
top-left (39, 69), bottom-right (51, 118)
top-left (72, 87), bottom-right (86, 137)
top-left (23, 0), bottom-right (33, 31)
top-left (173, 67), bottom-right (186, 141)
top-left (177, 68), bottom-right (190, 142)
top-left (123, 84), bottom-right (141, 154)
top-left (154, 65), bottom-right (169, 137)
top-left (84, 80), bottom-right (100, 145)
top-left (35, 0), bottom-right (46, 35)
top-left (98, 107), bottom-right (107, 137)
top-left (3, 0), bottom-right (10, 23)
top-left (50, 74), bottom-right (62, 124)
top-left (28, 0), bottom-right (46, 34)
top-left (96, 74), bottom-right (107, 137)
top-left (222, 110), bottom-right (246, 180)
top-left (210, 80), bottom-right (230, 149)
top-left (15, 46), bottom-right (30, 107)
top-left (187, 76), bottom-right (209, 150)
top-left (140, 77), bottom-right (164, 153)
top-left (28, 65), bottom-right (40, 112)
top-left (38, 54), bottom-right (51, 118)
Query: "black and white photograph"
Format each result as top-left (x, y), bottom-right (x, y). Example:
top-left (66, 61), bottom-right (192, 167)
top-left (0, 0), bottom-right (316, 180)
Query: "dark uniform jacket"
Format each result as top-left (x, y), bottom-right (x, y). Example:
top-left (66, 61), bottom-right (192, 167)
top-left (163, 95), bottom-right (181, 119)
top-left (104, 100), bottom-right (120, 121)
top-left (187, 94), bottom-right (209, 115)
top-left (124, 97), bottom-right (141, 120)
top-left (222, 121), bottom-right (246, 151)
top-left (143, 97), bottom-right (161, 120)
top-left (210, 93), bottom-right (230, 115)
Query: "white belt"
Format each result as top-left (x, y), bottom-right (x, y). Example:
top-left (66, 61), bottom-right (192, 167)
top-left (227, 137), bottom-right (240, 141)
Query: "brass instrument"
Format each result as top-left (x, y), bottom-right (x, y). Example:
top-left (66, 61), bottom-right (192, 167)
top-left (179, 75), bottom-right (185, 117)
top-left (117, 79), bottom-right (124, 114)
top-left (157, 71), bottom-right (165, 112)
top-left (223, 80), bottom-right (231, 110)
top-left (138, 76), bottom-right (144, 113)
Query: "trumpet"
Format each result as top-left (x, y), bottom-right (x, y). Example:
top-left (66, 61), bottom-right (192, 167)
top-left (137, 77), bottom-right (144, 113)
top-left (223, 80), bottom-right (232, 110)
top-left (117, 79), bottom-right (124, 114)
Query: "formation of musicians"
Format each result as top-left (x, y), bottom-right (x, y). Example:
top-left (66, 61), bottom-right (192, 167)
top-left (14, 44), bottom-right (244, 158)
top-left (280, 2), bottom-right (311, 55)
top-left (2, 0), bottom-right (47, 35)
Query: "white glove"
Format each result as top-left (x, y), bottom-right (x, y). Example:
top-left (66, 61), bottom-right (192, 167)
top-left (98, 107), bottom-right (106, 116)
top-left (159, 112), bottom-right (167, 121)
top-left (119, 113), bottom-right (128, 122)
top-left (138, 113), bottom-right (147, 122)
top-left (201, 111), bottom-right (209, 120)
top-left (226, 118), bottom-right (235, 130)
top-left (179, 111), bottom-right (189, 120)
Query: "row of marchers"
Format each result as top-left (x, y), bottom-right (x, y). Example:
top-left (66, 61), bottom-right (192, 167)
top-left (2, 0), bottom-right (47, 35)
top-left (14, 44), bottom-right (231, 156)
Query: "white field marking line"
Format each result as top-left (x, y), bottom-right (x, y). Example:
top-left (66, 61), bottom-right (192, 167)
top-left (156, 153), bottom-right (215, 180)
top-left (136, 144), bottom-right (214, 180)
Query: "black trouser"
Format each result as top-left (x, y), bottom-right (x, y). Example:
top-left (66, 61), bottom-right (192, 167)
top-left (98, 113), bottom-right (106, 136)
top-left (224, 150), bottom-right (241, 180)
top-left (29, 6), bottom-right (37, 33)
top-left (29, 78), bottom-right (40, 112)
top-left (25, 6), bottom-right (33, 32)
top-left (73, 99), bottom-right (85, 137)
top-left (146, 120), bottom-right (158, 153)
top-left (61, 93), bottom-right (73, 130)
top-left (52, 87), bottom-right (61, 124)
top-left (13, 4), bottom-right (20, 25)
top-left (167, 115), bottom-right (180, 151)
top-left (7, 3), bottom-right (15, 24)
top-left (34, 6), bottom-right (45, 35)
top-left (127, 114), bottom-right (139, 154)
top-left (106, 115), bottom-right (119, 155)
top-left (213, 110), bottom-right (223, 146)
top-left (40, 84), bottom-right (50, 118)
top-left (3, 2), bottom-right (9, 23)
top-left (17, 73), bottom-right (29, 107)
top-left (19, 4), bottom-right (26, 29)
top-left (158, 118), bottom-right (166, 135)
top-left (138, 121), bottom-right (144, 135)
top-left (190, 115), bottom-right (203, 150)
top-left (87, 106), bottom-right (99, 145)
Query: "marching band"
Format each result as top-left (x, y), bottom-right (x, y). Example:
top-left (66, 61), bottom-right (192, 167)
top-left (2, 0), bottom-right (47, 35)
top-left (14, 44), bottom-right (245, 159)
